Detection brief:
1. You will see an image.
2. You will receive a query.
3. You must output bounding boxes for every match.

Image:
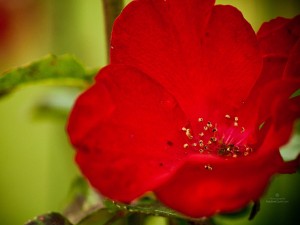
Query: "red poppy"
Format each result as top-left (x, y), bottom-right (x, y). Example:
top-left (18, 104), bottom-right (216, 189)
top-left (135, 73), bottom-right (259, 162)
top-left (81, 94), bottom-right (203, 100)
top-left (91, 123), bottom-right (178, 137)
top-left (67, 0), bottom-right (300, 218)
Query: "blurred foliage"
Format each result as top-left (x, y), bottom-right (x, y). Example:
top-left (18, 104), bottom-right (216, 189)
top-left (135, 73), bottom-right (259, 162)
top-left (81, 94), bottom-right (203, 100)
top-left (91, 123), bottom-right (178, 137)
top-left (0, 54), bottom-right (95, 97)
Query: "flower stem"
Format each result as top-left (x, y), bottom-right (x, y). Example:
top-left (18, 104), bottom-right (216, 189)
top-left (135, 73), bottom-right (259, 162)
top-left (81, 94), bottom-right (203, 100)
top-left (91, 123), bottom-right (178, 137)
top-left (102, 0), bottom-right (124, 60)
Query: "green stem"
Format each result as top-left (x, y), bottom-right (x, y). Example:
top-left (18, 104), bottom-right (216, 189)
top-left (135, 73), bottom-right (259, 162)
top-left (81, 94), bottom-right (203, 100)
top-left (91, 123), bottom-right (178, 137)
top-left (102, 0), bottom-right (124, 60)
top-left (109, 200), bottom-right (210, 224)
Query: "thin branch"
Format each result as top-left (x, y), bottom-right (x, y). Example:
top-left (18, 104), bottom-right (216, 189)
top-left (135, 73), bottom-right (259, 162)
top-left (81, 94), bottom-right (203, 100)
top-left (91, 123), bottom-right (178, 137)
top-left (102, 0), bottom-right (124, 60)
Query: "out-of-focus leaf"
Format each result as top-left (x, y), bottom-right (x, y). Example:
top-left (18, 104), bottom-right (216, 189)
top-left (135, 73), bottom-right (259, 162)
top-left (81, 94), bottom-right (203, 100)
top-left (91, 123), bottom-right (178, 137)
top-left (280, 120), bottom-right (300, 162)
top-left (143, 216), bottom-right (168, 225)
top-left (291, 89), bottom-right (300, 98)
top-left (0, 54), bottom-right (98, 97)
top-left (77, 209), bottom-right (126, 225)
top-left (280, 133), bottom-right (300, 162)
top-left (33, 88), bottom-right (80, 119)
top-left (63, 177), bottom-right (102, 224)
top-left (25, 212), bottom-right (72, 225)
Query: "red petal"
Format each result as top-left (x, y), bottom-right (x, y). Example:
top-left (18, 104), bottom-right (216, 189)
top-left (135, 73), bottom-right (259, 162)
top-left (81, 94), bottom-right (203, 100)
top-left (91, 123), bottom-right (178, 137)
top-left (241, 15), bottom-right (300, 131)
top-left (155, 96), bottom-right (300, 218)
top-left (258, 96), bottom-right (300, 157)
top-left (257, 17), bottom-right (290, 39)
top-left (155, 154), bottom-right (276, 218)
top-left (239, 80), bottom-right (300, 133)
top-left (255, 15), bottom-right (300, 87)
top-left (67, 65), bottom-right (187, 202)
top-left (284, 40), bottom-right (300, 78)
top-left (111, 0), bottom-right (262, 118)
top-left (67, 82), bottom-right (115, 147)
top-left (277, 155), bottom-right (300, 174)
top-left (250, 96), bottom-right (300, 175)
top-left (257, 15), bottom-right (300, 57)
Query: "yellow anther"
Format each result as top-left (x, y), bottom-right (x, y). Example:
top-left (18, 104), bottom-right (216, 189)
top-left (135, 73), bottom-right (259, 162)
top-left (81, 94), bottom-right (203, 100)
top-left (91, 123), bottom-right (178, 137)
top-left (225, 114), bottom-right (231, 119)
top-left (199, 140), bottom-right (204, 147)
top-left (198, 118), bottom-right (204, 122)
top-left (183, 143), bottom-right (189, 149)
top-left (207, 121), bottom-right (212, 128)
top-left (204, 164), bottom-right (213, 171)
top-left (186, 128), bottom-right (193, 139)
top-left (210, 137), bottom-right (217, 142)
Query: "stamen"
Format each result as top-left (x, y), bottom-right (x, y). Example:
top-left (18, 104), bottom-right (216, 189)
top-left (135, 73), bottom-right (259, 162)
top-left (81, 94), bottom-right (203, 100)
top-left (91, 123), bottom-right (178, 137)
top-left (210, 137), bottom-right (217, 142)
top-left (204, 164), bottom-right (213, 171)
top-left (183, 143), bottom-right (189, 149)
top-left (199, 142), bottom-right (204, 147)
top-left (186, 128), bottom-right (193, 139)
top-left (180, 114), bottom-right (252, 158)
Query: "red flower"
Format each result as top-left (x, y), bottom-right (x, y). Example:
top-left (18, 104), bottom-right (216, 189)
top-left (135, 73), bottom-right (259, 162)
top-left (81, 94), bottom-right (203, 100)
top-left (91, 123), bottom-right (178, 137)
top-left (67, 0), bottom-right (300, 218)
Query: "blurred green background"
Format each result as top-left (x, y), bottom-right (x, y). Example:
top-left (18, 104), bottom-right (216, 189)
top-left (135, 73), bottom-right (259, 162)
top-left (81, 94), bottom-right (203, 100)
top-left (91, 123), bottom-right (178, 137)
top-left (0, 0), bottom-right (299, 224)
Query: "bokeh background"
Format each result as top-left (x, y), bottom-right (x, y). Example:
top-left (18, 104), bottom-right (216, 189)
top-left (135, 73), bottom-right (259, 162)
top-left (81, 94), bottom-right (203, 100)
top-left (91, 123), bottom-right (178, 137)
top-left (0, 0), bottom-right (299, 224)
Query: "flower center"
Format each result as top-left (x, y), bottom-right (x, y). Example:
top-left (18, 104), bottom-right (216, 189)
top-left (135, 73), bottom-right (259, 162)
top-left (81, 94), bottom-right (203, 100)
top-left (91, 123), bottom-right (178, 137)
top-left (181, 114), bottom-right (253, 158)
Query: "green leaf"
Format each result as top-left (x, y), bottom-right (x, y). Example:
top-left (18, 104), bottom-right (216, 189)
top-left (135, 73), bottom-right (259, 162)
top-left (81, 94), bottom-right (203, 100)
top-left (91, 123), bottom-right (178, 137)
top-left (103, 198), bottom-right (208, 223)
top-left (0, 54), bottom-right (97, 97)
top-left (25, 212), bottom-right (73, 225)
top-left (291, 89), bottom-right (300, 98)
top-left (77, 209), bottom-right (126, 225)
top-left (280, 120), bottom-right (300, 162)
top-left (64, 177), bottom-right (102, 224)
top-left (33, 88), bottom-right (80, 119)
